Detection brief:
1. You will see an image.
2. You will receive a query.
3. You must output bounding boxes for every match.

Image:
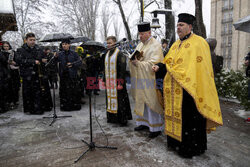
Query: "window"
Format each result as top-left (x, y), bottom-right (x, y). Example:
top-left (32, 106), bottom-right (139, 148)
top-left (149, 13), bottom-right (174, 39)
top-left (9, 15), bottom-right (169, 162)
top-left (228, 24), bottom-right (232, 33)
top-left (223, 36), bottom-right (227, 45)
top-left (224, 24), bottom-right (228, 33)
top-left (229, 11), bottom-right (233, 19)
top-left (228, 47), bottom-right (232, 58)
top-left (223, 48), bottom-right (227, 57)
top-left (224, 0), bottom-right (228, 7)
top-left (223, 12), bottom-right (227, 20)
top-left (228, 36), bottom-right (232, 45)
top-left (230, 0), bottom-right (234, 7)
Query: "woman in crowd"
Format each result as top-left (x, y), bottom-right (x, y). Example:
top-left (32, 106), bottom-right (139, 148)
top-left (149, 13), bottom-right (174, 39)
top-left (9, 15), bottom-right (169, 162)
top-left (1, 41), bottom-right (21, 110)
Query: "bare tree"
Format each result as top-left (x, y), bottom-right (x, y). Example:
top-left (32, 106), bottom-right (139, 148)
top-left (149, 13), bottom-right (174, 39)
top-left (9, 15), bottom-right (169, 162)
top-left (100, 5), bottom-right (112, 41)
top-left (112, 16), bottom-right (121, 39)
top-left (3, 0), bottom-right (55, 47)
top-left (53, 0), bottom-right (100, 40)
top-left (164, 0), bottom-right (175, 47)
top-left (14, 0), bottom-right (52, 40)
top-left (112, 0), bottom-right (132, 41)
top-left (193, 0), bottom-right (206, 38)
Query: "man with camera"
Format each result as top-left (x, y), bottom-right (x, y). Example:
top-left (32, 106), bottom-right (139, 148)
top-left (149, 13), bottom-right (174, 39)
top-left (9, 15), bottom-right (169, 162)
top-left (244, 52), bottom-right (250, 123)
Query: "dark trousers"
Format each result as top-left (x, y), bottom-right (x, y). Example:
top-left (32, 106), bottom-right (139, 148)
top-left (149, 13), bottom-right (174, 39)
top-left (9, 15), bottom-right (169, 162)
top-left (59, 77), bottom-right (81, 111)
top-left (0, 78), bottom-right (9, 112)
top-left (7, 70), bottom-right (20, 104)
top-left (22, 76), bottom-right (43, 114)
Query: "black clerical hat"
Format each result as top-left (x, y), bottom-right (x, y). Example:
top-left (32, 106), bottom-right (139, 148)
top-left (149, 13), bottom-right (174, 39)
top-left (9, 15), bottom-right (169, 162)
top-left (137, 22), bottom-right (151, 32)
top-left (178, 13), bottom-right (196, 25)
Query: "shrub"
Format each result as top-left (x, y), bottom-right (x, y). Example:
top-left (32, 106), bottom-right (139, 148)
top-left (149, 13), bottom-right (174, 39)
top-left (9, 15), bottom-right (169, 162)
top-left (215, 68), bottom-right (250, 110)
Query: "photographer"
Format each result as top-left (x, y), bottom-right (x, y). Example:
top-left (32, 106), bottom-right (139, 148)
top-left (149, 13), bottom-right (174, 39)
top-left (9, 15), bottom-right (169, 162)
top-left (245, 52), bottom-right (250, 123)
top-left (245, 52), bottom-right (250, 97)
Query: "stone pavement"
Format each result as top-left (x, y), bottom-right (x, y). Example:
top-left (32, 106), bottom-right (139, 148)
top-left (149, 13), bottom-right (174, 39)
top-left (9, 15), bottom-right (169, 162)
top-left (0, 90), bottom-right (249, 167)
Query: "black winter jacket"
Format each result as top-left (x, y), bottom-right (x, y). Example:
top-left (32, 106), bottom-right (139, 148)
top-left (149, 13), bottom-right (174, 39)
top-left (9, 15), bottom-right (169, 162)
top-left (16, 44), bottom-right (43, 78)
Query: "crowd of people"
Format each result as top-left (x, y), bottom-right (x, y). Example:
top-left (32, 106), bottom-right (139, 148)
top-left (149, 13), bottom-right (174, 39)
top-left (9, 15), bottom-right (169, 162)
top-left (0, 13), bottom-right (225, 159)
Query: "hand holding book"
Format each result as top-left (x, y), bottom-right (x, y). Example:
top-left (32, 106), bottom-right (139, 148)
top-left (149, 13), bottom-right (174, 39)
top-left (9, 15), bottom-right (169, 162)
top-left (128, 50), bottom-right (144, 60)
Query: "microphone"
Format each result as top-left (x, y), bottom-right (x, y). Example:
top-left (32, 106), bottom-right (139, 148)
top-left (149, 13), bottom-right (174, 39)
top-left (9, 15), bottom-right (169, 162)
top-left (114, 38), bottom-right (127, 45)
top-left (106, 38), bottom-right (127, 51)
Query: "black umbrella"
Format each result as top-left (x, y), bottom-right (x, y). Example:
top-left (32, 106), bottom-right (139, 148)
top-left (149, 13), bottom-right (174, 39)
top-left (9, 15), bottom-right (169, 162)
top-left (70, 36), bottom-right (90, 43)
top-left (39, 33), bottom-right (74, 42)
top-left (80, 41), bottom-right (106, 51)
top-left (233, 15), bottom-right (250, 33)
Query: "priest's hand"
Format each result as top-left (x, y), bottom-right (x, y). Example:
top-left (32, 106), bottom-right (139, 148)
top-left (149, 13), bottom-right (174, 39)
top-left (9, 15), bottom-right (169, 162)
top-left (35, 60), bottom-right (40, 65)
top-left (117, 84), bottom-right (123, 90)
top-left (152, 65), bottom-right (159, 72)
top-left (131, 57), bottom-right (138, 66)
top-left (54, 52), bottom-right (58, 57)
top-left (67, 62), bottom-right (72, 68)
top-left (42, 58), bottom-right (48, 63)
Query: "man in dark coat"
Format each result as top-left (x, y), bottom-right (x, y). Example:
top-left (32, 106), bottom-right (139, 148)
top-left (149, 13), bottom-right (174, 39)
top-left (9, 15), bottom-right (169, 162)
top-left (103, 36), bottom-right (132, 126)
top-left (43, 47), bottom-right (58, 89)
top-left (0, 49), bottom-right (10, 112)
top-left (57, 39), bottom-right (82, 111)
top-left (16, 33), bottom-right (52, 114)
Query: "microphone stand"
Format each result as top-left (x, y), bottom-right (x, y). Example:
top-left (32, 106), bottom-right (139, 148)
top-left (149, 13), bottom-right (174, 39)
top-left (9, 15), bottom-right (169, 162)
top-left (43, 81), bottom-right (72, 126)
top-left (74, 90), bottom-right (117, 163)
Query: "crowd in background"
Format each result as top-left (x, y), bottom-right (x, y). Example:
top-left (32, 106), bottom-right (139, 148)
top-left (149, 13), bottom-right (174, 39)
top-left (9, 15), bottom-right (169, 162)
top-left (0, 35), bottom-right (169, 114)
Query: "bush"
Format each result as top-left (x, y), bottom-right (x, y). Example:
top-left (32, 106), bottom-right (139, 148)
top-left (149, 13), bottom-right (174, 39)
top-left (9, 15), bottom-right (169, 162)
top-left (215, 68), bottom-right (250, 110)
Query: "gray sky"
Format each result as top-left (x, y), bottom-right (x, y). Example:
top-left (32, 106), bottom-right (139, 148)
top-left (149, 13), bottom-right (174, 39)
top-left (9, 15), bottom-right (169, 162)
top-left (98, 0), bottom-right (211, 41)
top-left (43, 0), bottom-right (211, 41)
top-left (139, 0), bottom-right (211, 37)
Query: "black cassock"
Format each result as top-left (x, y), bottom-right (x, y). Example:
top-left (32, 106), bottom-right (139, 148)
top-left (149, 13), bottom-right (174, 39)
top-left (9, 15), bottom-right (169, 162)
top-left (104, 50), bottom-right (132, 125)
top-left (58, 50), bottom-right (81, 111)
top-left (1, 51), bottom-right (21, 107)
top-left (157, 63), bottom-right (207, 158)
top-left (16, 44), bottom-right (52, 114)
top-left (0, 51), bottom-right (10, 112)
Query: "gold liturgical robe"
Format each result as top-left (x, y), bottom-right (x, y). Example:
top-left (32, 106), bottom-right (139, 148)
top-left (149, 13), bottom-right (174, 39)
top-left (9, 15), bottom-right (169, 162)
top-left (163, 34), bottom-right (223, 142)
top-left (130, 37), bottom-right (164, 116)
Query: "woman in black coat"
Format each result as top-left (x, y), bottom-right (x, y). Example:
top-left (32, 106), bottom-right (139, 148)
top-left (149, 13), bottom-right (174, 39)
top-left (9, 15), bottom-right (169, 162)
top-left (1, 41), bottom-right (21, 109)
top-left (0, 44), bottom-right (10, 112)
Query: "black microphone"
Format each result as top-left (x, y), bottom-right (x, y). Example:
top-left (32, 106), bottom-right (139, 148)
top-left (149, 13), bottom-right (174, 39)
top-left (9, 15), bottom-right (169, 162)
top-left (114, 38), bottom-right (127, 45)
top-left (106, 38), bottom-right (127, 51)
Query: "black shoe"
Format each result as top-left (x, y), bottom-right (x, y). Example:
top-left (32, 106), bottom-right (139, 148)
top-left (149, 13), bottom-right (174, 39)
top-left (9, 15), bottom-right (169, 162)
top-left (134, 125), bottom-right (149, 131)
top-left (178, 152), bottom-right (193, 159)
top-left (30, 111), bottom-right (44, 115)
top-left (148, 131), bottom-right (161, 138)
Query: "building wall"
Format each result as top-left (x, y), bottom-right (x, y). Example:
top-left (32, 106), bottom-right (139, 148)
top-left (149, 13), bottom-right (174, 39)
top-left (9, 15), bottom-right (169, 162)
top-left (211, 0), bottom-right (250, 70)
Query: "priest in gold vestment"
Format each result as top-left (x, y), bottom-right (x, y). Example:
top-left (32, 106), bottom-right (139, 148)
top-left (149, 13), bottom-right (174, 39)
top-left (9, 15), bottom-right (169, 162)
top-left (104, 36), bottom-right (132, 126)
top-left (152, 13), bottom-right (223, 158)
top-left (130, 22), bottom-right (164, 138)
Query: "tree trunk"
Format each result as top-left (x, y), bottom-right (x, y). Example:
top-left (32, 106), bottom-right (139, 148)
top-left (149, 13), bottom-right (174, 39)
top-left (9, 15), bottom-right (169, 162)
top-left (114, 0), bottom-right (132, 41)
top-left (164, 0), bottom-right (175, 47)
top-left (193, 0), bottom-right (207, 38)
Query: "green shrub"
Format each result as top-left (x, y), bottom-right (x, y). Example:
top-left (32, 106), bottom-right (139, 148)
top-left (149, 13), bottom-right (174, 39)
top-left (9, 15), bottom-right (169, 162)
top-left (215, 68), bottom-right (250, 110)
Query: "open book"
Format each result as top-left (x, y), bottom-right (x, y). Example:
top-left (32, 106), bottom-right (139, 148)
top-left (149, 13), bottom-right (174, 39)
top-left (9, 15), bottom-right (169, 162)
top-left (125, 50), bottom-right (144, 60)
